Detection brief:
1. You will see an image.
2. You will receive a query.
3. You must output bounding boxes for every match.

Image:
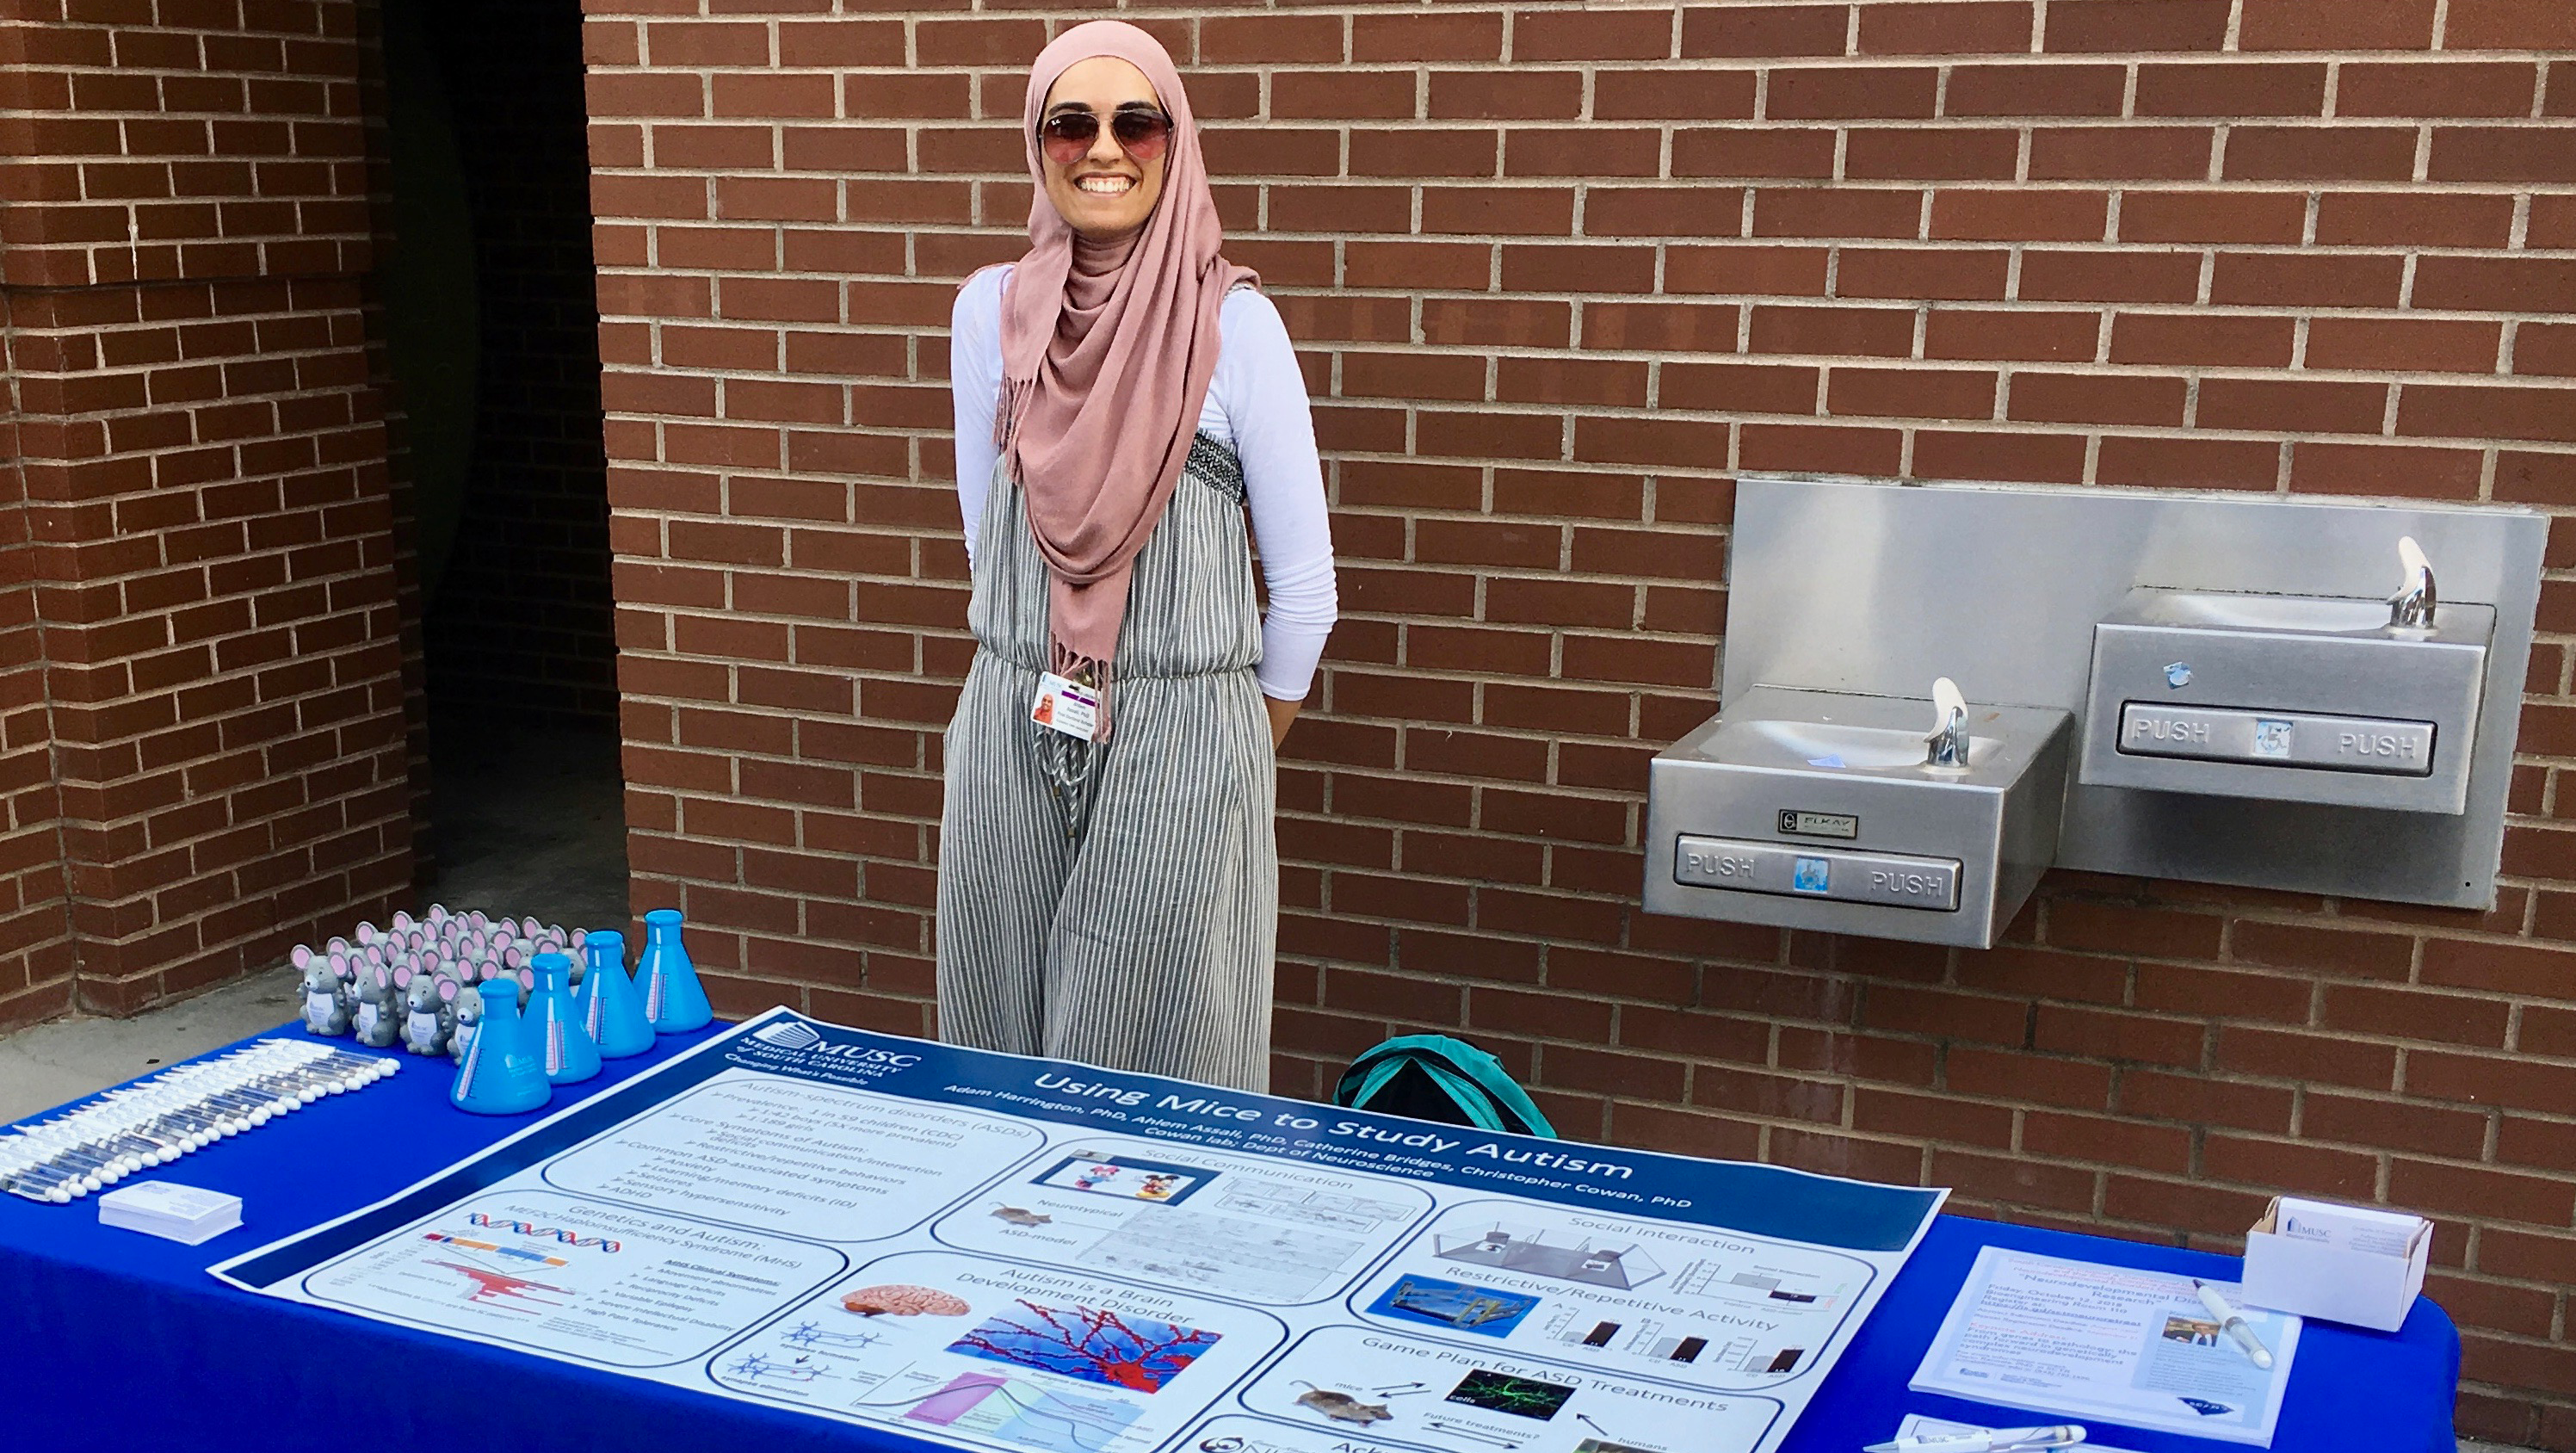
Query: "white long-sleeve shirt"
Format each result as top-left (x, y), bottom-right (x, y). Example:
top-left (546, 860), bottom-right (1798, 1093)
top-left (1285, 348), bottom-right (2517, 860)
top-left (950, 265), bottom-right (1338, 702)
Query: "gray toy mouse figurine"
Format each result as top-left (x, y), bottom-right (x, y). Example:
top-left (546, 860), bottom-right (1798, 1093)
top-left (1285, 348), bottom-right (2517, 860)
top-left (328, 948), bottom-right (361, 1022)
top-left (398, 966), bottom-right (451, 1056)
top-left (351, 964), bottom-right (404, 1048)
top-left (301, 957), bottom-right (354, 1036)
top-left (448, 981), bottom-right (485, 1066)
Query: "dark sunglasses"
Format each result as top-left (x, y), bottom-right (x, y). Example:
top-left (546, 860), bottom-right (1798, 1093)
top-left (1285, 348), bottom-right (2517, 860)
top-left (1039, 106), bottom-right (1174, 166)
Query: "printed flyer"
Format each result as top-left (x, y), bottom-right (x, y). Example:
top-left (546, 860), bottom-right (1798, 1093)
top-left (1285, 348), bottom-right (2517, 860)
top-left (215, 1010), bottom-right (1945, 1453)
top-left (1910, 1247), bottom-right (2301, 1446)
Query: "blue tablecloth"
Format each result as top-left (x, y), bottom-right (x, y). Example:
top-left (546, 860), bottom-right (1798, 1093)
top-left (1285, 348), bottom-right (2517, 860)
top-left (0, 1023), bottom-right (2457, 1453)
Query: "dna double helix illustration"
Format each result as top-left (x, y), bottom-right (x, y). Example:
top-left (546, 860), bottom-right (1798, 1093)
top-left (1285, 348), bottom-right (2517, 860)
top-left (464, 1214), bottom-right (623, 1252)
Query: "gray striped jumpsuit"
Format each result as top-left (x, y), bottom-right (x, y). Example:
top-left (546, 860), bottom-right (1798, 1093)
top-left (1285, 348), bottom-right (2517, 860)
top-left (936, 434), bottom-right (1277, 1091)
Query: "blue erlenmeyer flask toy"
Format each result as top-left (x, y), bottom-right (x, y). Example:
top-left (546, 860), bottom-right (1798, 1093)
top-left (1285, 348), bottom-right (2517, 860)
top-left (449, 975), bottom-right (551, 1116)
top-left (529, 951), bottom-right (600, 1085)
top-left (578, 930), bottom-right (654, 1059)
top-left (639, 908), bottom-right (711, 1033)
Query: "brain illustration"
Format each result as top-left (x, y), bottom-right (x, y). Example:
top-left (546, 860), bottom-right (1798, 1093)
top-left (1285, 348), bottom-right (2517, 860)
top-left (841, 1284), bottom-right (971, 1318)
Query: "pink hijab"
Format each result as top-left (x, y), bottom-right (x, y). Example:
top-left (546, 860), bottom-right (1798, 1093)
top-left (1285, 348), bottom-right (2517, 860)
top-left (996, 21), bottom-right (1257, 733)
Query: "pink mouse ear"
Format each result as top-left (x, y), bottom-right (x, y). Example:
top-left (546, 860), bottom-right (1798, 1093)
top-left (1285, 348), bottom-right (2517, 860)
top-left (393, 965), bottom-right (412, 988)
top-left (516, 968), bottom-right (534, 991)
top-left (438, 979), bottom-right (457, 1004)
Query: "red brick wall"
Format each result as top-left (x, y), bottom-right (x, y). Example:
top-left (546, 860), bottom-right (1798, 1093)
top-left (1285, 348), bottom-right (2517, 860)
top-left (0, 0), bottom-right (414, 1017)
top-left (0, 300), bottom-right (78, 1031)
top-left (580, 2), bottom-right (2576, 1440)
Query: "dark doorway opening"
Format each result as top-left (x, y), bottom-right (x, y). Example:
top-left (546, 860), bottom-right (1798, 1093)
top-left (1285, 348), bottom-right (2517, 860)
top-left (379, 0), bottom-right (626, 929)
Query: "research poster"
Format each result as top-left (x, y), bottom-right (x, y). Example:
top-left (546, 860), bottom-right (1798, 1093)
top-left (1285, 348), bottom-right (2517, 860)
top-left (216, 1011), bottom-right (1944, 1453)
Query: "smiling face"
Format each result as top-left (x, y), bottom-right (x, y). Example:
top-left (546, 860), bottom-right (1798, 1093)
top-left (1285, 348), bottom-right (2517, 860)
top-left (1039, 56), bottom-right (1168, 243)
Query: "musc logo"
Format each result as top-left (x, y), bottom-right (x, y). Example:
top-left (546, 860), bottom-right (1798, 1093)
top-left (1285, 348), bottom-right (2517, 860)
top-left (812, 1043), bottom-right (924, 1067)
top-left (751, 1020), bottom-right (822, 1050)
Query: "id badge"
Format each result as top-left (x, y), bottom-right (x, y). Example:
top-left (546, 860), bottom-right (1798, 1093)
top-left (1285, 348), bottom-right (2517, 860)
top-left (1031, 672), bottom-right (1101, 742)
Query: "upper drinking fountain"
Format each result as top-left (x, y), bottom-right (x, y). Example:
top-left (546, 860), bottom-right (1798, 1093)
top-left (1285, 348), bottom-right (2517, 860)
top-left (2079, 535), bottom-right (2493, 815)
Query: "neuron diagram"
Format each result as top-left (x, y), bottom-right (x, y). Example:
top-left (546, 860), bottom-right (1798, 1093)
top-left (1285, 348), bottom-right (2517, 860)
top-left (947, 1301), bottom-right (1220, 1394)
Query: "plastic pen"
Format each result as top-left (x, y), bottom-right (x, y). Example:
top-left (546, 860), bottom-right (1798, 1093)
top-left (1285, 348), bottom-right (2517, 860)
top-left (12, 1148), bottom-right (85, 1182)
top-left (1864, 1425), bottom-right (2086, 1453)
top-left (246, 1079), bottom-right (311, 1111)
top-left (311, 1051), bottom-right (387, 1088)
top-left (2194, 1279), bottom-right (2275, 1370)
top-left (97, 1127), bottom-right (166, 1170)
top-left (0, 1145), bottom-right (55, 1185)
top-left (145, 1103), bottom-right (217, 1150)
top-left (232, 1075), bottom-right (300, 1112)
top-left (195, 1089), bottom-right (267, 1128)
top-left (4, 1153), bottom-right (76, 1184)
top-left (31, 1140), bottom-right (115, 1188)
top-left (130, 1104), bottom-right (207, 1155)
top-left (198, 1091), bottom-right (263, 1131)
top-left (76, 1099), bottom-right (163, 1155)
top-left (3, 1162), bottom-right (85, 1202)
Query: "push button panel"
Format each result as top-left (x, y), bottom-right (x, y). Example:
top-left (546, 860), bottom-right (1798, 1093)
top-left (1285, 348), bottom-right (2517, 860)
top-left (2117, 704), bottom-right (2435, 777)
top-left (1673, 835), bottom-right (1962, 912)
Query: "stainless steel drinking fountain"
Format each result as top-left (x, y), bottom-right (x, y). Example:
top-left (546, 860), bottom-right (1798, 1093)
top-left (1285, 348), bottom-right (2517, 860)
top-left (1645, 682), bottom-right (2073, 949)
top-left (1644, 479), bottom-right (2546, 943)
top-left (2079, 541), bottom-right (2492, 814)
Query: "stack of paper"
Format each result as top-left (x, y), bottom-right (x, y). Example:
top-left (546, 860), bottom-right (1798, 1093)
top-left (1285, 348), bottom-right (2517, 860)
top-left (96, 1181), bottom-right (241, 1245)
top-left (2276, 1196), bottom-right (2424, 1255)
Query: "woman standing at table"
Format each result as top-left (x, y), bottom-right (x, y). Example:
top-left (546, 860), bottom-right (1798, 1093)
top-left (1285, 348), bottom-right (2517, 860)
top-left (937, 21), bottom-right (1337, 1091)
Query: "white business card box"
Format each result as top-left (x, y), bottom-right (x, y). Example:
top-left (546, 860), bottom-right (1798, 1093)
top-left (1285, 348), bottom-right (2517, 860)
top-left (2240, 1196), bottom-right (2430, 1332)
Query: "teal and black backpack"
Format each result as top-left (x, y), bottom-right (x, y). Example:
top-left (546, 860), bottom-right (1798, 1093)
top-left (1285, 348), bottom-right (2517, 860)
top-left (1332, 1035), bottom-right (1557, 1139)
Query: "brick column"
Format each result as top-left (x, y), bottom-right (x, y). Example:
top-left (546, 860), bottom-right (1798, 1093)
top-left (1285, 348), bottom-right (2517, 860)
top-left (0, 0), bottom-right (414, 1020)
top-left (0, 289), bottom-right (75, 1030)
